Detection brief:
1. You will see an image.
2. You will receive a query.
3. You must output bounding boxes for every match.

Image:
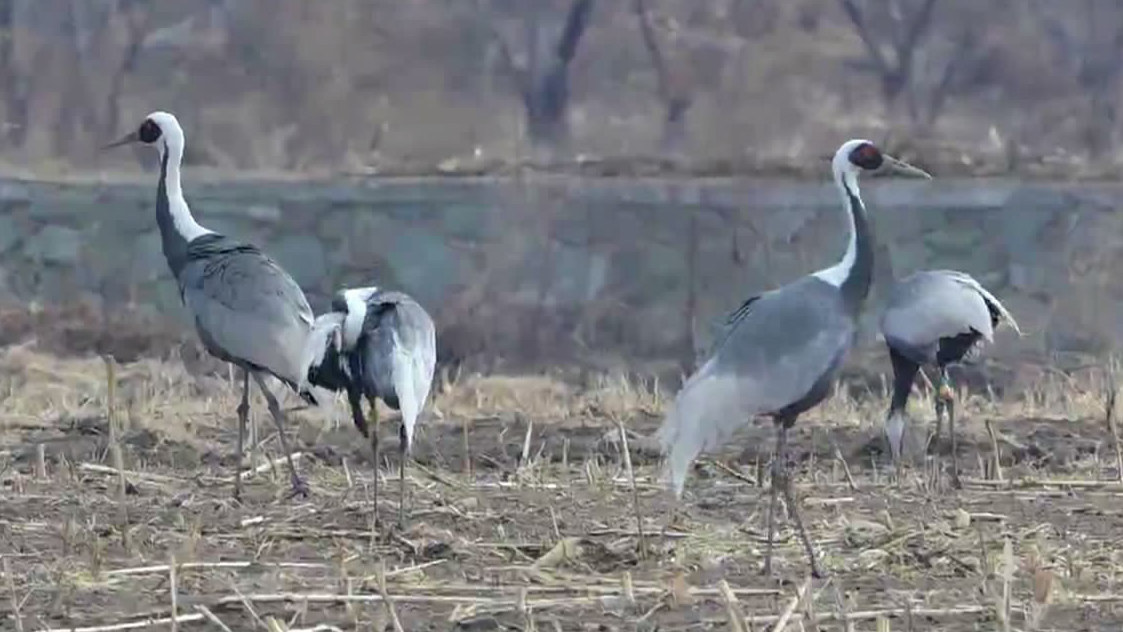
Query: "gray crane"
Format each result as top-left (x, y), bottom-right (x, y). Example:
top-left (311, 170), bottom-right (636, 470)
top-left (657, 139), bottom-right (931, 578)
top-left (880, 269), bottom-right (1021, 486)
top-left (105, 111), bottom-right (317, 500)
top-left (301, 286), bottom-right (437, 526)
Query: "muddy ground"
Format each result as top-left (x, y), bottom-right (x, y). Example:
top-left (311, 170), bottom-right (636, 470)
top-left (3, 351), bottom-right (1123, 631)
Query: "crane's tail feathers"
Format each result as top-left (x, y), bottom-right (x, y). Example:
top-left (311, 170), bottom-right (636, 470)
top-left (389, 336), bottom-right (436, 453)
top-left (939, 270), bottom-right (1022, 336)
top-left (657, 361), bottom-right (756, 497)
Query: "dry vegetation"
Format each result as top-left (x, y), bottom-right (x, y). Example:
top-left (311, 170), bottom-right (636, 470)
top-left (3, 0), bottom-right (1123, 179)
top-left (4, 338), bottom-right (1123, 630)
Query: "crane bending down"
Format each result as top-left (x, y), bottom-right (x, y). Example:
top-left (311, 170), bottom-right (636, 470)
top-left (657, 140), bottom-right (931, 578)
top-left (105, 112), bottom-right (317, 499)
top-left (880, 270), bottom-right (1021, 486)
top-left (301, 286), bottom-right (437, 526)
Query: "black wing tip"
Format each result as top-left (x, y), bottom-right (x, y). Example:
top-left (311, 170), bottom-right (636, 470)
top-left (299, 388), bottom-right (320, 406)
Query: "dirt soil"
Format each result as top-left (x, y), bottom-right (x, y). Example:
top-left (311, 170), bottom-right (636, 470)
top-left (3, 350), bottom-right (1123, 631)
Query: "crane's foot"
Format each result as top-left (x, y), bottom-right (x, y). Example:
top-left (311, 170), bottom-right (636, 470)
top-left (937, 383), bottom-right (954, 402)
top-left (949, 468), bottom-right (963, 490)
top-left (286, 477), bottom-right (312, 499)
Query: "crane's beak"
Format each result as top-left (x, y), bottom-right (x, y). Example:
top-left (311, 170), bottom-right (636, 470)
top-left (101, 130), bottom-right (140, 151)
top-left (882, 154), bottom-right (932, 179)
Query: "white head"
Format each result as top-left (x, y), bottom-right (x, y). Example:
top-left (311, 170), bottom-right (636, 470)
top-left (103, 111), bottom-right (185, 158)
top-left (831, 139), bottom-right (932, 183)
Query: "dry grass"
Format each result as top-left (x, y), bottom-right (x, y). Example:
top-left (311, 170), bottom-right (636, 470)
top-left (3, 343), bottom-right (1123, 630)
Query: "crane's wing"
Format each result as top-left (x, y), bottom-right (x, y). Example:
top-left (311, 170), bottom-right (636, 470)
top-left (880, 270), bottom-right (1019, 360)
top-left (709, 293), bottom-right (762, 351)
top-left (659, 277), bottom-right (855, 495)
top-left (357, 291), bottom-right (438, 449)
top-left (179, 234), bottom-right (314, 389)
top-left (928, 269), bottom-right (1021, 335)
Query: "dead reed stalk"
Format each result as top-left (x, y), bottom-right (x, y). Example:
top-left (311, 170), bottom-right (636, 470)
top-left (169, 553), bottom-right (179, 632)
top-left (375, 561), bottom-right (405, 632)
top-left (616, 419), bottom-right (647, 558)
top-left (771, 576), bottom-right (812, 632)
top-left (984, 420), bottom-right (1004, 483)
top-left (719, 579), bottom-right (748, 632)
top-left (3, 557), bottom-right (23, 632)
top-left (103, 355), bottom-right (129, 553)
top-left (1103, 358), bottom-right (1122, 483)
top-left (35, 443), bottom-right (46, 480)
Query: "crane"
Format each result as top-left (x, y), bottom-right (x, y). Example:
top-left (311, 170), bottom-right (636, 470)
top-left (301, 286), bottom-right (437, 526)
top-left (104, 111), bottom-right (317, 500)
top-left (657, 139), bottom-right (931, 578)
top-left (880, 269), bottom-right (1021, 487)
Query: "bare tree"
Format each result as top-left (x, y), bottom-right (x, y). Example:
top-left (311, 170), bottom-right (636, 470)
top-left (838, 0), bottom-right (987, 128)
top-left (0, 0), bottom-right (31, 149)
top-left (486, 0), bottom-right (596, 154)
top-left (1032, 0), bottom-right (1123, 156)
top-left (634, 0), bottom-right (693, 154)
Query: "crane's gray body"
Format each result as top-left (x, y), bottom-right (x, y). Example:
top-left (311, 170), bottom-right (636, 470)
top-left (179, 234), bottom-right (315, 392)
top-left (346, 291), bottom-right (437, 423)
top-left (879, 268), bottom-right (1019, 467)
top-left (660, 169), bottom-right (875, 496)
top-left (154, 149), bottom-right (314, 397)
top-left (880, 269), bottom-right (1014, 367)
top-left (660, 275), bottom-right (859, 494)
top-left (307, 288), bottom-right (437, 449)
top-left (114, 110), bottom-right (316, 497)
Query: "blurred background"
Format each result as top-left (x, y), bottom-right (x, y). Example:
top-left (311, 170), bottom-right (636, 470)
top-left (2, 0), bottom-right (1123, 173)
top-left (0, 0), bottom-right (1121, 390)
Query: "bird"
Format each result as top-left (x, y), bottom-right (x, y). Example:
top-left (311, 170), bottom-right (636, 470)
top-left (104, 111), bottom-right (318, 500)
top-left (880, 269), bottom-right (1021, 486)
top-left (300, 286), bottom-right (437, 526)
top-left (657, 139), bottom-right (931, 578)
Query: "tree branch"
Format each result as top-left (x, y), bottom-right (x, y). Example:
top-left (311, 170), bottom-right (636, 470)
top-left (486, 18), bottom-right (531, 101)
top-left (896, 0), bottom-right (938, 70)
top-left (555, 0), bottom-right (594, 65)
top-left (837, 0), bottom-right (892, 78)
top-left (634, 0), bottom-right (671, 101)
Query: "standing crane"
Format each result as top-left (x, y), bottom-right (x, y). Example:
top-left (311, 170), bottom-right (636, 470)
top-left (301, 286), bottom-right (437, 526)
top-left (105, 112), bottom-right (317, 499)
top-left (657, 140), bottom-right (931, 578)
top-left (880, 269), bottom-right (1021, 487)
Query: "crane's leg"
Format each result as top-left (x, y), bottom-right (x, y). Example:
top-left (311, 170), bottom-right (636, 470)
top-left (398, 420), bottom-right (408, 528)
top-left (251, 372), bottom-right (309, 497)
top-left (764, 419), bottom-right (822, 578)
top-left (764, 423), bottom-right (782, 577)
top-left (931, 367), bottom-right (946, 454)
top-left (942, 369), bottom-right (962, 489)
top-left (234, 368), bottom-right (251, 501)
top-left (367, 395), bottom-right (381, 526)
top-left (347, 385), bottom-right (368, 439)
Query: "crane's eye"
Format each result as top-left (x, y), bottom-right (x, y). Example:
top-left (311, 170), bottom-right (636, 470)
top-left (138, 119), bottom-right (162, 144)
top-left (848, 143), bottom-right (883, 170)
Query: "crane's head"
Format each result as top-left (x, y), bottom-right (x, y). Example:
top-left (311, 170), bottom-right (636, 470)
top-left (102, 111), bottom-right (184, 156)
top-left (832, 139), bottom-right (931, 181)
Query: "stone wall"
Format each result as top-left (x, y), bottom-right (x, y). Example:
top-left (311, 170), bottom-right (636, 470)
top-left (0, 174), bottom-right (1120, 366)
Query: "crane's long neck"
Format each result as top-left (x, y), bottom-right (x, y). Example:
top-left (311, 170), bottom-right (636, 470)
top-left (156, 132), bottom-right (212, 277)
top-left (812, 171), bottom-right (874, 315)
